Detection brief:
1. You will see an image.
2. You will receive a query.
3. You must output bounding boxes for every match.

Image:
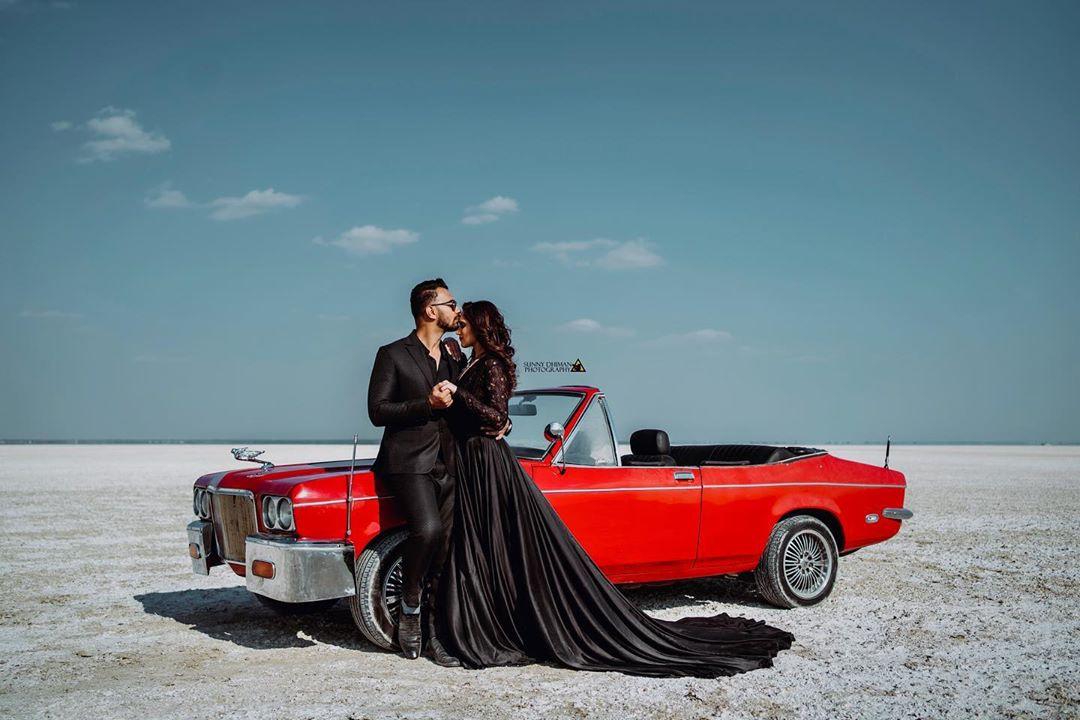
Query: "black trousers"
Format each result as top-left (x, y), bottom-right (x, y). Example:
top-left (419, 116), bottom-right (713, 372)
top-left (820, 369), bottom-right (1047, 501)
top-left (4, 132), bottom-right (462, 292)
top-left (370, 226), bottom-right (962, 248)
top-left (383, 464), bottom-right (456, 609)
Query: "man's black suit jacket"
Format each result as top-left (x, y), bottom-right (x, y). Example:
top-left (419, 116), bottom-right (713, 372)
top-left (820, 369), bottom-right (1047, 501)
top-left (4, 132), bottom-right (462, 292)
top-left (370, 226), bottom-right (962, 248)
top-left (368, 329), bottom-right (464, 476)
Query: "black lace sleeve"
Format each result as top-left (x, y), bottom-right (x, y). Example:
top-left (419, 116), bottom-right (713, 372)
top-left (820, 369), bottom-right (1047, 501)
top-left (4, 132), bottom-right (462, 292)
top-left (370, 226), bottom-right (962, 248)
top-left (453, 357), bottom-right (510, 435)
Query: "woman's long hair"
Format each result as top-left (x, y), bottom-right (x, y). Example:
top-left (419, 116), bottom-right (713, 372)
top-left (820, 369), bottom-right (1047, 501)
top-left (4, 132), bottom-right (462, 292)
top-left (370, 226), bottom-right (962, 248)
top-left (461, 300), bottom-right (517, 390)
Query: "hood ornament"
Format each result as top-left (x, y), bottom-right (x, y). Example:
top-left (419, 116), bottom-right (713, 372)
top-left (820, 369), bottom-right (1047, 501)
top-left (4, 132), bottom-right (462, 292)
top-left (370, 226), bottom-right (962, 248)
top-left (231, 447), bottom-right (275, 472)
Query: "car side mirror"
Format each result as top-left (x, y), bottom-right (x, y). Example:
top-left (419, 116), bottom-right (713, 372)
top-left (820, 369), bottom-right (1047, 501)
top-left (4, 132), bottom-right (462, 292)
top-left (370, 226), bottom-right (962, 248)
top-left (545, 423), bottom-right (566, 475)
top-left (544, 422), bottom-right (564, 442)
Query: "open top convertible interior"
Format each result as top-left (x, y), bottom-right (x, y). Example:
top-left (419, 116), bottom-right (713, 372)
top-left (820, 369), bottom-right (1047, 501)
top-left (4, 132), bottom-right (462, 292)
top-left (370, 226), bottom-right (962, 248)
top-left (506, 389), bottom-right (824, 467)
top-left (620, 428), bottom-right (825, 467)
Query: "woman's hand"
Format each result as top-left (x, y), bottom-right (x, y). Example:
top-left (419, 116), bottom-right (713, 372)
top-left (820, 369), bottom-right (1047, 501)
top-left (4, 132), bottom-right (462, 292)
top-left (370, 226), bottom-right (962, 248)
top-left (436, 380), bottom-right (458, 395)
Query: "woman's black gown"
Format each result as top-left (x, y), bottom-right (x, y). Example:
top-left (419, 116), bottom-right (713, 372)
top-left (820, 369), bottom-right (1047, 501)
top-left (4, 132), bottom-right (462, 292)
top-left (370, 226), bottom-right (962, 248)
top-left (434, 354), bottom-right (794, 678)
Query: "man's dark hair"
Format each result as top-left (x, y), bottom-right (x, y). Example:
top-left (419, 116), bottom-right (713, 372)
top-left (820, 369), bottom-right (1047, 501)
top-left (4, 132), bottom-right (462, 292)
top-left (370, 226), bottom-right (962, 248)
top-left (410, 278), bottom-right (448, 319)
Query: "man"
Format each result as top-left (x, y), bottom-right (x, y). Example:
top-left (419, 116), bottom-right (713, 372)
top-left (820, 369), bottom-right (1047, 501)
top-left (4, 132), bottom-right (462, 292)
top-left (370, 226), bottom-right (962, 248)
top-left (367, 278), bottom-right (508, 665)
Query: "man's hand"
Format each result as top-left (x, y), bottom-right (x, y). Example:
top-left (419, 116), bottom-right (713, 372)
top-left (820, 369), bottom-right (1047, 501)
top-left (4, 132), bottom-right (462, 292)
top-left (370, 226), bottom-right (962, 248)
top-left (428, 385), bottom-right (453, 410)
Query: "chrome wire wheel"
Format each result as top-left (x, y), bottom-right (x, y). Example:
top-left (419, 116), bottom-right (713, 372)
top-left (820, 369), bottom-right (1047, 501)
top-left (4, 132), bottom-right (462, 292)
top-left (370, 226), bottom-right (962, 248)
top-left (754, 514), bottom-right (839, 608)
top-left (349, 528), bottom-right (408, 650)
top-left (382, 557), bottom-right (404, 619)
top-left (783, 528), bottom-right (831, 599)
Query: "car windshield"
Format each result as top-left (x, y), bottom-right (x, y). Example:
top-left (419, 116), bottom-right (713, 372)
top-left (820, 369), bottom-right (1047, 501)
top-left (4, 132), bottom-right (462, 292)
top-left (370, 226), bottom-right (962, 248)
top-left (506, 391), bottom-right (584, 460)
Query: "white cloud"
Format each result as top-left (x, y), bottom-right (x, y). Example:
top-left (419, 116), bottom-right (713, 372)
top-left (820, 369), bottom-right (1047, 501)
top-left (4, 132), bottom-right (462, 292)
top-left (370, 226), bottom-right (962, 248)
top-left (79, 107), bottom-right (171, 162)
top-left (50, 120), bottom-right (72, 132)
top-left (462, 213), bottom-right (499, 225)
top-left (144, 182), bottom-right (193, 209)
top-left (313, 225), bottom-right (419, 256)
top-left (19, 309), bottom-right (82, 319)
top-left (209, 188), bottom-right (302, 221)
top-left (462, 195), bottom-right (519, 225)
top-left (595, 238), bottom-right (663, 270)
top-left (532, 237), bottom-right (663, 270)
top-left (556, 318), bottom-right (635, 338)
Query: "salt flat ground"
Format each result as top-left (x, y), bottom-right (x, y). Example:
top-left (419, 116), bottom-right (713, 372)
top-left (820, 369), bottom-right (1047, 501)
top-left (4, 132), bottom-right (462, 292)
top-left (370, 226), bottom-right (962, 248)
top-left (0, 444), bottom-right (1077, 720)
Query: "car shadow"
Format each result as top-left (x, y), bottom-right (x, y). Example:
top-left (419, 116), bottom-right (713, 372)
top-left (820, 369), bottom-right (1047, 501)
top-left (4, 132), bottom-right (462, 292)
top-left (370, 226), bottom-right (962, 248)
top-left (136, 576), bottom-right (772, 654)
top-left (622, 574), bottom-right (777, 612)
top-left (133, 587), bottom-right (382, 653)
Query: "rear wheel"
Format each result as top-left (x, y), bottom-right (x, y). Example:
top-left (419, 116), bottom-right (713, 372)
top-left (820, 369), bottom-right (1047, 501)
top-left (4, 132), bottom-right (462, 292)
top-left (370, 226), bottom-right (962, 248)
top-left (348, 529), bottom-right (407, 650)
top-left (754, 515), bottom-right (838, 608)
top-left (255, 595), bottom-right (338, 615)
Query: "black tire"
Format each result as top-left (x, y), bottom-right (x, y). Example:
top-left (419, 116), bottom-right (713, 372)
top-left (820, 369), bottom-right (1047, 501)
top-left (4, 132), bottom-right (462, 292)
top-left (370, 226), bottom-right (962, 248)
top-left (754, 515), bottom-right (839, 608)
top-left (348, 528), bottom-right (408, 650)
top-left (255, 594), bottom-right (338, 615)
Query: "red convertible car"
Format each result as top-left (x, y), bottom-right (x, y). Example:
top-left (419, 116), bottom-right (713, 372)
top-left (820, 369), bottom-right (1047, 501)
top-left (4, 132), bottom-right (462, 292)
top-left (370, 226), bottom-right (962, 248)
top-left (187, 385), bottom-right (911, 650)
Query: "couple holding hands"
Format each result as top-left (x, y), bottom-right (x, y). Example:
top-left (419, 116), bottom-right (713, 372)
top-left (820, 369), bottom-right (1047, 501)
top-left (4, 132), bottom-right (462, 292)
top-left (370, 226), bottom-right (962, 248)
top-left (366, 278), bottom-right (792, 677)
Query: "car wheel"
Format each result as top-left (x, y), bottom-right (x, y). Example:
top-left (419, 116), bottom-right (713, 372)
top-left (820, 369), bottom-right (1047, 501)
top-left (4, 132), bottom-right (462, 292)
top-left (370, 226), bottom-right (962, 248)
top-left (348, 528), bottom-right (407, 650)
top-left (255, 594), bottom-right (338, 615)
top-left (754, 515), bottom-right (838, 608)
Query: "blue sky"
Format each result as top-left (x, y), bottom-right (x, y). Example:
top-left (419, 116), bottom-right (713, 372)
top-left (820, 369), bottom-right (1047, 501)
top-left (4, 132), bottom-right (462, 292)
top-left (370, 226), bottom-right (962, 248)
top-left (1, 1), bottom-right (1077, 442)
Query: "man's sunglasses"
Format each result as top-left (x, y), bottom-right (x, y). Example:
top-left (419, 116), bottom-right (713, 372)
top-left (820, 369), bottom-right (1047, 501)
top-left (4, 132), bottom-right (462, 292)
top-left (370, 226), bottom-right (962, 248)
top-left (429, 300), bottom-right (458, 310)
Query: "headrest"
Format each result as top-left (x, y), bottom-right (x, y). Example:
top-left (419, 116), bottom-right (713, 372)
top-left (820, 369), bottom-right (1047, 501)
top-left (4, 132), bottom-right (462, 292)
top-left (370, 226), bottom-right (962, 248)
top-left (630, 429), bottom-right (670, 456)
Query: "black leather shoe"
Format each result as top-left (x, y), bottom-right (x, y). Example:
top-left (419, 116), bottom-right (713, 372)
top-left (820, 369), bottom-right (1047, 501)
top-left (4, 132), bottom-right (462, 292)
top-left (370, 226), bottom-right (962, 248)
top-left (423, 614), bottom-right (461, 667)
top-left (397, 611), bottom-right (422, 660)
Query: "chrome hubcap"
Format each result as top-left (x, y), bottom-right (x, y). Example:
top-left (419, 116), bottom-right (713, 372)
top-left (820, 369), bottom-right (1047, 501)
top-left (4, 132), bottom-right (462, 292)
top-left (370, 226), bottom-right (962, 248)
top-left (382, 557), bottom-right (404, 618)
top-left (783, 529), bottom-right (831, 599)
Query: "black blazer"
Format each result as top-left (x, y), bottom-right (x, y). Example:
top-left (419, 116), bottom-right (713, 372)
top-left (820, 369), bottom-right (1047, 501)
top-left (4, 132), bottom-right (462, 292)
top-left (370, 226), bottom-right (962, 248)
top-left (368, 330), bottom-right (464, 476)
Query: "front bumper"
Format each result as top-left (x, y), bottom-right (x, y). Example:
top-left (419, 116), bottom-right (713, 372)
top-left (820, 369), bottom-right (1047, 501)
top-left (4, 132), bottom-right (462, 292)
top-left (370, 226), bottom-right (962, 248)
top-left (244, 535), bottom-right (356, 603)
top-left (187, 520), bottom-right (222, 575)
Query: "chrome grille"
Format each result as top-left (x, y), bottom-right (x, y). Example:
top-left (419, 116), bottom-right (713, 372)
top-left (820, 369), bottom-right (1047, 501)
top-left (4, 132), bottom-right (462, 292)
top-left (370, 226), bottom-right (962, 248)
top-left (211, 492), bottom-right (257, 563)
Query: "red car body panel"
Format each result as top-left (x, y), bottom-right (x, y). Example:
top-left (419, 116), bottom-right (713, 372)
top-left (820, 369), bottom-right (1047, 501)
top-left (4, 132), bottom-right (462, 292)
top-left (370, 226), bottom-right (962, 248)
top-left (194, 386), bottom-right (907, 582)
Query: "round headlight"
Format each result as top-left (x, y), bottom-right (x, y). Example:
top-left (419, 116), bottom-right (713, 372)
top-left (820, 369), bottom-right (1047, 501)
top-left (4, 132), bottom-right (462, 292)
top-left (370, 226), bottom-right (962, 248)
top-left (200, 490), bottom-right (211, 518)
top-left (193, 489), bottom-right (201, 517)
top-left (277, 497), bottom-right (293, 530)
top-left (262, 495), bottom-right (278, 529)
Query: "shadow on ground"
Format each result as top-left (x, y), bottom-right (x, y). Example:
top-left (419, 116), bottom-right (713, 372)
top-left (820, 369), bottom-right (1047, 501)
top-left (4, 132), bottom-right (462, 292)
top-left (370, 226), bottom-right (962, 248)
top-left (136, 575), bottom-right (770, 653)
top-left (622, 574), bottom-right (774, 612)
top-left (133, 587), bottom-right (380, 653)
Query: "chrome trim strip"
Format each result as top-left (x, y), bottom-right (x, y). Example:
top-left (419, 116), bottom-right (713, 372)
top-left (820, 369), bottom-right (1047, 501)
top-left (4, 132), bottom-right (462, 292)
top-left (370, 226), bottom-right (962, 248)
top-left (777, 451), bottom-right (828, 463)
top-left (203, 471), bottom-right (229, 492)
top-left (543, 486), bottom-right (700, 494)
top-left (245, 536), bottom-right (356, 603)
top-left (211, 487), bottom-right (254, 497)
top-left (703, 482), bottom-right (902, 489)
top-left (292, 494), bottom-right (393, 508)
top-left (882, 507), bottom-right (913, 520)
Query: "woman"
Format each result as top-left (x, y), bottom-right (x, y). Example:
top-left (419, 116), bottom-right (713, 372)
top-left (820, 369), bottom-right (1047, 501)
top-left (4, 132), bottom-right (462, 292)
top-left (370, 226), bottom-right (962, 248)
top-left (432, 300), bottom-right (794, 678)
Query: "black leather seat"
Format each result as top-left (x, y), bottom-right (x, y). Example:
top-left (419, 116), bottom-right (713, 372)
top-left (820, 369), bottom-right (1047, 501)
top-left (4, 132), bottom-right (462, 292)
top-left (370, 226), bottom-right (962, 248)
top-left (620, 429), bottom-right (676, 466)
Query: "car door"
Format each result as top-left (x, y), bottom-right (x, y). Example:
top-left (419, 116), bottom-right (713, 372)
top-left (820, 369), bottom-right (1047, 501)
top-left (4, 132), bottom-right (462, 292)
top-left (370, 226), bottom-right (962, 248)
top-left (531, 395), bottom-right (701, 583)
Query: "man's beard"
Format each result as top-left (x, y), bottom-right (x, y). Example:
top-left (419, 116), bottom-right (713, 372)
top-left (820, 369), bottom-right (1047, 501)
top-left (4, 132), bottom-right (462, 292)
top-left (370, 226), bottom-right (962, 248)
top-left (437, 316), bottom-right (461, 332)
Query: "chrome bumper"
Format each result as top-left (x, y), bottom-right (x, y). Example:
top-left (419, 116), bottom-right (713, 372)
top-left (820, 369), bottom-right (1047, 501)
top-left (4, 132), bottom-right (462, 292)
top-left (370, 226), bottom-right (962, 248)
top-left (245, 535), bottom-right (356, 603)
top-left (882, 507), bottom-right (913, 520)
top-left (187, 520), bottom-right (222, 575)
